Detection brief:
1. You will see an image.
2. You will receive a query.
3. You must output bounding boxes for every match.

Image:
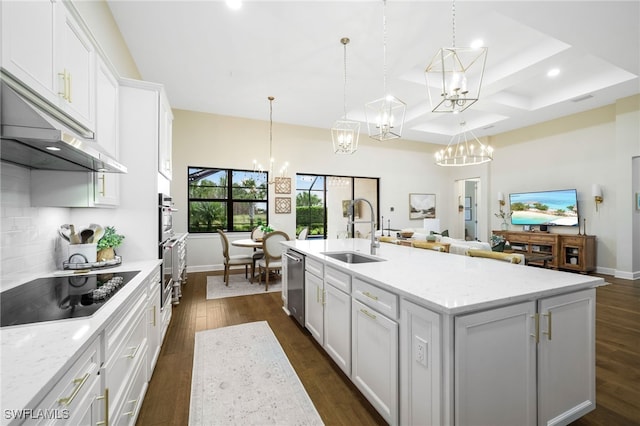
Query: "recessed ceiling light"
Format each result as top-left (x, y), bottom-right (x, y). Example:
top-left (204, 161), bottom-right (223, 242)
top-left (547, 68), bottom-right (560, 78)
top-left (226, 0), bottom-right (242, 10)
top-left (470, 39), bottom-right (484, 49)
top-left (45, 146), bottom-right (61, 151)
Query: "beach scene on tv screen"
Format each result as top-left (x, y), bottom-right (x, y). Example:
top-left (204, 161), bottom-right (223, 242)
top-left (510, 190), bottom-right (578, 226)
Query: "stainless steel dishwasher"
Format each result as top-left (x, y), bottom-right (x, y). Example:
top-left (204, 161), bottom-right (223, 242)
top-left (284, 250), bottom-right (305, 326)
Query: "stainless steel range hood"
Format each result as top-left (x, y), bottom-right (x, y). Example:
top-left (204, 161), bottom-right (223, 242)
top-left (1, 81), bottom-right (127, 173)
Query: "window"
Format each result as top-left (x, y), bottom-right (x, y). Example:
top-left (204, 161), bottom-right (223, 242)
top-left (188, 167), bottom-right (268, 233)
top-left (296, 174), bottom-right (379, 239)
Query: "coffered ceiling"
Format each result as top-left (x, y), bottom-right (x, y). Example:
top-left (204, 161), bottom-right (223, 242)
top-left (107, 1), bottom-right (639, 144)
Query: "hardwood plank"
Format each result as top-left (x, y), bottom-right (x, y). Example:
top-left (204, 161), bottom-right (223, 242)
top-left (136, 272), bottom-right (640, 425)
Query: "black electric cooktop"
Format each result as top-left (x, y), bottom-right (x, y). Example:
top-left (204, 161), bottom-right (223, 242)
top-left (0, 271), bottom-right (140, 328)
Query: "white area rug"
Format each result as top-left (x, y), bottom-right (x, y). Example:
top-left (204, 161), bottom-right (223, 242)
top-left (188, 321), bottom-right (324, 425)
top-left (206, 274), bottom-right (281, 300)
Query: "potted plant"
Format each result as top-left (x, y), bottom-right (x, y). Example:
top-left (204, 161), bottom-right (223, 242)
top-left (97, 226), bottom-right (125, 261)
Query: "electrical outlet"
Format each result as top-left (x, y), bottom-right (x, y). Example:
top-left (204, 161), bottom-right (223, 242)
top-left (415, 336), bottom-right (427, 367)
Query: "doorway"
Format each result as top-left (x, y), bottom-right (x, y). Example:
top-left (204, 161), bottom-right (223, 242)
top-left (458, 178), bottom-right (480, 241)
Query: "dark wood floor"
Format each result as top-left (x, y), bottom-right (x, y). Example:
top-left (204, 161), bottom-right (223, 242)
top-left (136, 272), bottom-right (640, 426)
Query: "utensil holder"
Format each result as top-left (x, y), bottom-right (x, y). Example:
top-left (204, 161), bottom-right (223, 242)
top-left (57, 239), bottom-right (97, 269)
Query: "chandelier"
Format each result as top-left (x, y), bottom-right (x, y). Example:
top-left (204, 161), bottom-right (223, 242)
top-left (253, 96), bottom-right (288, 184)
top-left (365, 0), bottom-right (406, 141)
top-left (425, 0), bottom-right (488, 113)
top-left (434, 121), bottom-right (493, 166)
top-left (331, 37), bottom-right (360, 154)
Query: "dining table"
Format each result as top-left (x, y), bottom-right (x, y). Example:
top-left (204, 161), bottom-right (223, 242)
top-left (230, 238), bottom-right (263, 249)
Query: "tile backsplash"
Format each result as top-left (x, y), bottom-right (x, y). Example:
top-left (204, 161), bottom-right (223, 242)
top-left (1, 162), bottom-right (71, 291)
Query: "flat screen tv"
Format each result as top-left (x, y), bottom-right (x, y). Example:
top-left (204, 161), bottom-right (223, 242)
top-left (510, 189), bottom-right (579, 226)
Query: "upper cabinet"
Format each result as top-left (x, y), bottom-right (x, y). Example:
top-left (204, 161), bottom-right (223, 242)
top-left (1, 0), bottom-right (96, 132)
top-left (158, 92), bottom-right (173, 180)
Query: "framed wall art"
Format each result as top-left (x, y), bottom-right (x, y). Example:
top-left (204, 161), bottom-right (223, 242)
top-left (409, 193), bottom-right (436, 220)
top-left (275, 197), bottom-right (291, 214)
top-left (275, 177), bottom-right (291, 194)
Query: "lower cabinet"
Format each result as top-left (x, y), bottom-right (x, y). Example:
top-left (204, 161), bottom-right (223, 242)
top-left (147, 267), bottom-right (162, 378)
top-left (31, 337), bottom-right (104, 426)
top-left (455, 288), bottom-right (595, 426)
top-left (305, 263), bottom-right (352, 376)
top-left (352, 298), bottom-right (399, 425)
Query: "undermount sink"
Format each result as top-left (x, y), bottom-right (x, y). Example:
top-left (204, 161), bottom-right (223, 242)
top-left (322, 251), bottom-right (385, 264)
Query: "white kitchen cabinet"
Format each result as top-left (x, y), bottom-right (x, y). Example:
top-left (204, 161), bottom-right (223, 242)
top-left (323, 266), bottom-right (352, 375)
top-left (1, 0), bottom-right (95, 132)
top-left (30, 337), bottom-right (103, 426)
top-left (454, 288), bottom-right (595, 426)
top-left (112, 345), bottom-right (148, 426)
top-left (103, 282), bottom-right (148, 425)
top-left (31, 170), bottom-right (118, 208)
top-left (352, 298), bottom-right (399, 425)
top-left (455, 301), bottom-right (537, 426)
top-left (93, 55), bottom-right (120, 206)
top-left (538, 289), bottom-right (596, 426)
top-left (147, 267), bottom-right (162, 379)
top-left (158, 93), bottom-right (173, 180)
top-left (304, 269), bottom-right (324, 343)
top-left (400, 299), bottom-right (441, 426)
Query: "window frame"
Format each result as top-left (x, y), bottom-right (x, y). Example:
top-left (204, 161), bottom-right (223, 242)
top-left (187, 166), bottom-right (269, 233)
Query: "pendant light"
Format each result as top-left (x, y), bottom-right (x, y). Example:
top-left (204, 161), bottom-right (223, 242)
top-left (331, 37), bottom-right (360, 155)
top-left (365, 0), bottom-right (406, 141)
top-left (252, 96), bottom-right (288, 184)
top-left (425, 0), bottom-right (488, 113)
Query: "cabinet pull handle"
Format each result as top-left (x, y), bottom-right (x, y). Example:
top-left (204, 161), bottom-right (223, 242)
top-left (58, 70), bottom-right (68, 100)
top-left (67, 72), bottom-right (72, 103)
top-left (361, 308), bottom-right (376, 320)
top-left (123, 398), bottom-right (138, 417)
top-left (543, 312), bottom-right (552, 340)
top-left (96, 388), bottom-right (109, 426)
top-left (322, 289), bottom-right (326, 306)
top-left (57, 372), bottom-right (90, 405)
top-left (362, 291), bottom-right (378, 301)
top-left (98, 174), bottom-right (106, 196)
top-left (530, 313), bottom-right (540, 344)
top-left (126, 344), bottom-right (140, 359)
top-left (150, 305), bottom-right (156, 327)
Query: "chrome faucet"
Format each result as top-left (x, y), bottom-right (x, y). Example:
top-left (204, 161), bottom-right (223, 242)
top-left (348, 198), bottom-right (379, 255)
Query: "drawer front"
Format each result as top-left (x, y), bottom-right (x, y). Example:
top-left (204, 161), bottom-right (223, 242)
top-left (306, 257), bottom-right (324, 278)
top-left (325, 266), bottom-right (351, 294)
top-left (529, 234), bottom-right (557, 244)
top-left (113, 346), bottom-right (148, 426)
top-left (105, 307), bottom-right (147, 413)
top-left (353, 278), bottom-right (398, 320)
top-left (562, 236), bottom-right (584, 246)
top-left (105, 290), bottom-right (147, 353)
top-left (35, 338), bottom-right (101, 424)
top-left (147, 267), bottom-right (161, 293)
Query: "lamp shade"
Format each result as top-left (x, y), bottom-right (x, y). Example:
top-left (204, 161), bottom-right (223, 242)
top-left (591, 184), bottom-right (602, 197)
top-left (497, 192), bottom-right (504, 202)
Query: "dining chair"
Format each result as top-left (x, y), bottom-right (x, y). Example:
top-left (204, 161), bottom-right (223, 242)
top-left (217, 230), bottom-right (253, 285)
top-left (249, 227), bottom-right (265, 282)
top-left (297, 227), bottom-right (309, 240)
top-left (256, 231), bottom-right (290, 291)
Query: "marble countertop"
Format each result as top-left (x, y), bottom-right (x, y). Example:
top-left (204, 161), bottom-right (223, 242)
top-left (0, 260), bottom-right (161, 419)
top-left (283, 238), bottom-right (604, 315)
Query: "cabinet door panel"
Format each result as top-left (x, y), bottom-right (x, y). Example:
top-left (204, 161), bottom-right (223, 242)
top-left (538, 289), bottom-right (596, 426)
top-left (324, 284), bottom-right (351, 375)
top-left (352, 299), bottom-right (398, 425)
top-left (455, 301), bottom-right (537, 426)
top-left (1, 1), bottom-right (55, 99)
top-left (304, 271), bottom-right (323, 344)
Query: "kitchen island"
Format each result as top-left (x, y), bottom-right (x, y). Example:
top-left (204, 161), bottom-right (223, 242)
top-left (0, 260), bottom-right (162, 426)
top-left (282, 238), bottom-right (604, 426)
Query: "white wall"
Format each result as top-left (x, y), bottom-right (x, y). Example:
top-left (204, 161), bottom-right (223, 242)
top-left (170, 109), bottom-right (449, 272)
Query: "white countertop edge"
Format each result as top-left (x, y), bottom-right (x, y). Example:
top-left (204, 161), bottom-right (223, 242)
top-left (0, 259), bottom-right (161, 416)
